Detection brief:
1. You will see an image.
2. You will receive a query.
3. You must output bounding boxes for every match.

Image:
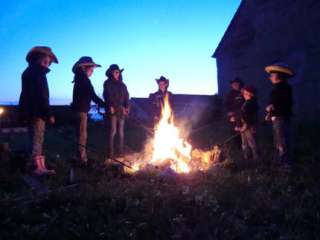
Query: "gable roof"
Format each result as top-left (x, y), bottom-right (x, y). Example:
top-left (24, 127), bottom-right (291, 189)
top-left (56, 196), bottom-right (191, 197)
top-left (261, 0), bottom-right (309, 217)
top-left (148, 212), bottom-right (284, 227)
top-left (212, 0), bottom-right (246, 58)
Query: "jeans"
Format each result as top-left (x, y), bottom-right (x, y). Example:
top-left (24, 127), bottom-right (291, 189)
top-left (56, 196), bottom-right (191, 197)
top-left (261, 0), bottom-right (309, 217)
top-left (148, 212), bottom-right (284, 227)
top-left (76, 112), bottom-right (88, 162)
top-left (109, 116), bottom-right (125, 157)
top-left (241, 126), bottom-right (259, 160)
top-left (28, 118), bottom-right (45, 158)
top-left (272, 117), bottom-right (292, 164)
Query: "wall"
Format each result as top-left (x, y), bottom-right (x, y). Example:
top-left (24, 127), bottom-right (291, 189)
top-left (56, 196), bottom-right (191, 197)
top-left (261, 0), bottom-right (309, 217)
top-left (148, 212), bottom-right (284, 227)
top-left (215, 0), bottom-right (320, 118)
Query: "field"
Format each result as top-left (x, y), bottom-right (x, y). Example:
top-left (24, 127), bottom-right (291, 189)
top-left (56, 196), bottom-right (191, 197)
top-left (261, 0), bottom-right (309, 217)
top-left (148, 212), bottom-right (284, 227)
top-left (0, 119), bottom-right (319, 240)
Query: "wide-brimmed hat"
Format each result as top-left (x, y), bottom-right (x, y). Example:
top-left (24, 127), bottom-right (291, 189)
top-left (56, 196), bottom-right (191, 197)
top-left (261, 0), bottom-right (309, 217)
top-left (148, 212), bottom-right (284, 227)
top-left (242, 85), bottom-right (257, 96)
top-left (105, 64), bottom-right (124, 77)
top-left (230, 77), bottom-right (243, 86)
top-left (265, 63), bottom-right (294, 77)
top-left (26, 46), bottom-right (58, 64)
top-left (72, 56), bottom-right (101, 73)
top-left (156, 76), bottom-right (169, 84)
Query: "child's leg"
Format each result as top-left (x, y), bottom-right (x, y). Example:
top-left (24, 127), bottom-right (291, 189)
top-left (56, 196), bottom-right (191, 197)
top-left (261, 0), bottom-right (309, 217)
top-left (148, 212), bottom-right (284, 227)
top-left (118, 118), bottom-right (125, 156)
top-left (76, 112), bottom-right (88, 163)
top-left (272, 117), bottom-right (288, 164)
top-left (29, 118), bottom-right (51, 175)
top-left (241, 131), bottom-right (250, 160)
top-left (109, 116), bottom-right (117, 158)
top-left (31, 118), bottom-right (45, 158)
top-left (246, 127), bottom-right (259, 160)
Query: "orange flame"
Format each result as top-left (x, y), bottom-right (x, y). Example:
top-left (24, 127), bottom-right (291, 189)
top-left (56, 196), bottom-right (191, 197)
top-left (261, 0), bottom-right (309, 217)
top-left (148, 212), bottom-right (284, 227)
top-left (125, 94), bottom-right (220, 174)
top-left (150, 94), bottom-right (192, 173)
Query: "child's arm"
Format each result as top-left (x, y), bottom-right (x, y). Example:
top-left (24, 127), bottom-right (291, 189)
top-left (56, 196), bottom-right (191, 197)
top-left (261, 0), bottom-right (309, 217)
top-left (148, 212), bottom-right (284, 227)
top-left (89, 82), bottom-right (104, 108)
top-left (123, 85), bottom-right (129, 109)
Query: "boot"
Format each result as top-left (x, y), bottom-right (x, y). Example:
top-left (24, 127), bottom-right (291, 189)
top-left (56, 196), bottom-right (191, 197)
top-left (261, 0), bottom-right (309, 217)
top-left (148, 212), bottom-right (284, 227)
top-left (39, 155), bottom-right (56, 175)
top-left (32, 156), bottom-right (46, 176)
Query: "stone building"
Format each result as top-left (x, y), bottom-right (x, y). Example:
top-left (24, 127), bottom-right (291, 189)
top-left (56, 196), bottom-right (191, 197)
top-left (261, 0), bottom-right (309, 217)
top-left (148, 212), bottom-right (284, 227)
top-left (213, 0), bottom-right (320, 119)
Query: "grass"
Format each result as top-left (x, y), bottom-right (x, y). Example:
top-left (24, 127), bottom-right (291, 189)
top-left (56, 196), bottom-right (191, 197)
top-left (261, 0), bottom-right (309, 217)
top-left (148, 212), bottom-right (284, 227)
top-left (0, 120), bottom-right (319, 239)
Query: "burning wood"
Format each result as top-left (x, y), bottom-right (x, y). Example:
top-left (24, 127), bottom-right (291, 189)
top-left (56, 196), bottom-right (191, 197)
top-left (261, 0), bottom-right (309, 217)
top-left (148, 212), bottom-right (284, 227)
top-left (122, 95), bottom-right (222, 174)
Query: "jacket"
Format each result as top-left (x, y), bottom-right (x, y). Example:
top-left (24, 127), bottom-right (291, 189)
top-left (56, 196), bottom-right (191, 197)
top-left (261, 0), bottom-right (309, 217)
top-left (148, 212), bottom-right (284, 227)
top-left (103, 78), bottom-right (129, 117)
top-left (19, 64), bottom-right (52, 120)
top-left (240, 98), bottom-right (259, 127)
top-left (269, 81), bottom-right (293, 117)
top-left (71, 71), bottom-right (104, 113)
top-left (149, 90), bottom-right (173, 119)
top-left (226, 89), bottom-right (244, 113)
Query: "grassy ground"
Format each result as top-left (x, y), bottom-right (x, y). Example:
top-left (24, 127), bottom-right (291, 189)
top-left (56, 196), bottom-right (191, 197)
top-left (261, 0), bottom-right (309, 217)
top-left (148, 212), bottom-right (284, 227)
top-left (0, 120), bottom-right (319, 240)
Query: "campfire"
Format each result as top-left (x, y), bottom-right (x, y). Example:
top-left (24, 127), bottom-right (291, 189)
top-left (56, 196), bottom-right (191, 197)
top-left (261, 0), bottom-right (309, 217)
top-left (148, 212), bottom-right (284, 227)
top-left (123, 95), bottom-right (221, 174)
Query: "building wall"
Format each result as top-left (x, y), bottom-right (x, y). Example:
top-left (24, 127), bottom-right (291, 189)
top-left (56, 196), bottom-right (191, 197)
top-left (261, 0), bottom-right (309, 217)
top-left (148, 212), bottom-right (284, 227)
top-left (215, 0), bottom-right (320, 118)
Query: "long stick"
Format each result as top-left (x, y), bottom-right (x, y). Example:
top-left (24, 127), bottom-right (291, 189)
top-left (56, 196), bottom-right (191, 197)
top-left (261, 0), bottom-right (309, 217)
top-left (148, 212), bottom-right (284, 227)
top-left (52, 128), bottom-right (132, 169)
top-left (77, 142), bottom-right (132, 169)
top-left (218, 132), bottom-right (241, 146)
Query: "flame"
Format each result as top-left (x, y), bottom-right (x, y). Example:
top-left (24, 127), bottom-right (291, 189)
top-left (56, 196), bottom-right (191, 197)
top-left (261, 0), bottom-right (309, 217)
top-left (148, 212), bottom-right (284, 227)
top-left (150, 94), bottom-right (192, 173)
top-left (125, 94), bottom-right (221, 174)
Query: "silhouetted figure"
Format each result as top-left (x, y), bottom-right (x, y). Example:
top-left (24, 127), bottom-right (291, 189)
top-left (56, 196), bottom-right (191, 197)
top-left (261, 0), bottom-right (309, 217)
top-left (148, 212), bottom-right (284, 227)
top-left (226, 77), bottom-right (245, 149)
top-left (71, 57), bottom-right (104, 166)
top-left (235, 86), bottom-right (259, 161)
top-left (103, 64), bottom-right (129, 159)
top-left (19, 46), bottom-right (58, 176)
top-left (265, 63), bottom-right (294, 167)
top-left (149, 76), bottom-right (173, 125)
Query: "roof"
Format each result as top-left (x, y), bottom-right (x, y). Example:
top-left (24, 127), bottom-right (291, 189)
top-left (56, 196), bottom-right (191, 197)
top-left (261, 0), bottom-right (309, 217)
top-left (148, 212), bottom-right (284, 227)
top-left (212, 0), bottom-right (246, 58)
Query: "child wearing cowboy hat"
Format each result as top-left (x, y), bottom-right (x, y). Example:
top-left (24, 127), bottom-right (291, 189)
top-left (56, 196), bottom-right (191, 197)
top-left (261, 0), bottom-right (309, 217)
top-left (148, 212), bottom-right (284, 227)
top-left (19, 46), bottom-right (58, 176)
top-left (149, 76), bottom-right (173, 125)
top-left (265, 63), bottom-right (294, 166)
top-left (235, 86), bottom-right (260, 161)
top-left (71, 56), bottom-right (105, 166)
top-left (103, 64), bottom-right (129, 159)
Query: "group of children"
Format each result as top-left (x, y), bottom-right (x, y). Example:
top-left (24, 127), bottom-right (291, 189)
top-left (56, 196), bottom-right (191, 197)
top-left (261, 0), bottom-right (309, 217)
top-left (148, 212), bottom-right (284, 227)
top-left (18, 46), bottom-right (294, 176)
top-left (18, 46), bottom-right (173, 176)
top-left (226, 63), bottom-right (294, 166)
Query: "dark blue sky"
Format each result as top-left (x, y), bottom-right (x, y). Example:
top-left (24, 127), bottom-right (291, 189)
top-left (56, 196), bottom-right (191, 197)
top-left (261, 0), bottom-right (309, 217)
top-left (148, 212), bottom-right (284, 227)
top-left (0, 0), bottom-right (240, 104)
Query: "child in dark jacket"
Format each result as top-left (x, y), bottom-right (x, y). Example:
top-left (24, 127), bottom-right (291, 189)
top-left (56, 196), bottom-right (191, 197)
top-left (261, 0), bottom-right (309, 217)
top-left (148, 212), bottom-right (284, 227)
top-left (19, 46), bottom-right (58, 176)
top-left (149, 76), bottom-right (173, 125)
top-left (103, 64), bottom-right (129, 158)
top-left (71, 57), bottom-right (105, 165)
top-left (235, 86), bottom-right (259, 161)
top-left (265, 63), bottom-right (294, 166)
top-left (226, 78), bottom-right (245, 149)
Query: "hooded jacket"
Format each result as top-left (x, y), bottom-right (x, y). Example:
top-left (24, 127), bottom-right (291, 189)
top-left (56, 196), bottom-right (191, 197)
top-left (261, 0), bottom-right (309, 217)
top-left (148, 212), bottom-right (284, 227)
top-left (71, 70), bottom-right (104, 113)
top-left (103, 76), bottom-right (129, 117)
top-left (19, 64), bottom-right (52, 120)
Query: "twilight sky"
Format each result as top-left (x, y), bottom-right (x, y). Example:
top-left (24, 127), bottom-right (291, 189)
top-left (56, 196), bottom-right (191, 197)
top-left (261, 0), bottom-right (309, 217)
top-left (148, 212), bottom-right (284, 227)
top-left (0, 0), bottom-right (240, 104)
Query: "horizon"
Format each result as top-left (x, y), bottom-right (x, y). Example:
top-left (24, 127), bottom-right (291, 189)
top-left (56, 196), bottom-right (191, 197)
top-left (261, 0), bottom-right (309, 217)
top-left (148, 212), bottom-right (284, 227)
top-left (0, 1), bottom-right (241, 103)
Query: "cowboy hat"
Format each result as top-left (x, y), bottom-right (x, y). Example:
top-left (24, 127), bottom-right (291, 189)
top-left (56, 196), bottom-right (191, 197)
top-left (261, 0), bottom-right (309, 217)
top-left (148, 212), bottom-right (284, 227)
top-left (72, 56), bottom-right (101, 73)
top-left (26, 46), bottom-right (58, 64)
top-left (265, 63), bottom-right (294, 77)
top-left (156, 76), bottom-right (169, 84)
top-left (105, 64), bottom-right (124, 77)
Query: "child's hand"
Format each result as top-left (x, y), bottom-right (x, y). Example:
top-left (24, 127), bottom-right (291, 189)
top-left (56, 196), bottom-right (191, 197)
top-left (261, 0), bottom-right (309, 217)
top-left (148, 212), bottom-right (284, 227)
top-left (266, 104), bottom-right (274, 112)
top-left (49, 116), bottom-right (55, 125)
top-left (123, 108), bottom-right (129, 116)
top-left (229, 116), bottom-right (236, 122)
